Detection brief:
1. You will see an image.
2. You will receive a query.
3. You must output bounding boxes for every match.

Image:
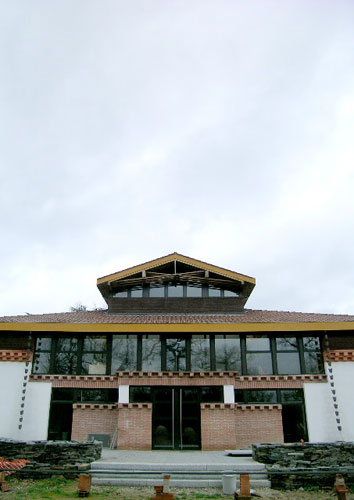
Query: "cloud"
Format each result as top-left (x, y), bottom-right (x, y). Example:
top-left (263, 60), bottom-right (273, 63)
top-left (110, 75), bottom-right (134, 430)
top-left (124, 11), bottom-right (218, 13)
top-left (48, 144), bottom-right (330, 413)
top-left (1, 0), bottom-right (354, 315)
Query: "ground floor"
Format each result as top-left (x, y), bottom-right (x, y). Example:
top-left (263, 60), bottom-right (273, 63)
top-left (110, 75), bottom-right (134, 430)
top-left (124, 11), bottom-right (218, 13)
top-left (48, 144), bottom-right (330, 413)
top-left (1, 359), bottom-right (353, 449)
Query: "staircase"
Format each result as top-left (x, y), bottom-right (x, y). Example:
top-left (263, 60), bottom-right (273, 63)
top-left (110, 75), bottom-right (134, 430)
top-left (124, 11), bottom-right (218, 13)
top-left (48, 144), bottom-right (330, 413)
top-left (90, 450), bottom-right (270, 488)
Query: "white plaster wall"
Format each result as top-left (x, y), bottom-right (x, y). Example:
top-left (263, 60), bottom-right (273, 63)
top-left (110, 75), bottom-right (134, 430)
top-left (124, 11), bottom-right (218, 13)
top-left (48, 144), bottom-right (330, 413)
top-left (119, 385), bottom-right (129, 403)
top-left (0, 362), bottom-right (52, 440)
top-left (303, 381), bottom-right (341, 442)
top-left (330, 362), bottom-right (354, 441)
top-left (0, 362), bottom-right (25, 439)
top-left (19, 381), bottom-right (52, 440)
top-left (223, 385), bottom-right (235, 404)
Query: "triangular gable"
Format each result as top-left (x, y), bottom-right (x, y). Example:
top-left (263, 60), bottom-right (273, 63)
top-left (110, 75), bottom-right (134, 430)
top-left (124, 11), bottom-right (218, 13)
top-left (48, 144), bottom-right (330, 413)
top-left (97, 252), bottom-right (255, 286)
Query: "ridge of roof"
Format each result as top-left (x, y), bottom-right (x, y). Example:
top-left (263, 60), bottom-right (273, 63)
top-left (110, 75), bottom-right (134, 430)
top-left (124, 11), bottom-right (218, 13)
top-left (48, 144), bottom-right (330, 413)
top-left (1, 308), bottom-right (354, 324)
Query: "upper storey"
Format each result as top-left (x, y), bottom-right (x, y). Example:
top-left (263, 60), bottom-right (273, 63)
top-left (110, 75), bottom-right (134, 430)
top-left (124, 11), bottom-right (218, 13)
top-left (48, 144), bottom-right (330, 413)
top-left (97, 252), bottom-right (256, 314)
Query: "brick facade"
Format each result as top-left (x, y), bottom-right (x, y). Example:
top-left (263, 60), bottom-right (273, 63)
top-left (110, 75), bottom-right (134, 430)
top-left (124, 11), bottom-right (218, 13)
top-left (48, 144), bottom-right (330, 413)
top-left (117, 403), bottom-right (152, 450)
top-left (201, 403), bottom-right (283, 450)
top-left (234, 405), bottom-right (283, 448)
top-left (71, 404), bottom-right (117, 444)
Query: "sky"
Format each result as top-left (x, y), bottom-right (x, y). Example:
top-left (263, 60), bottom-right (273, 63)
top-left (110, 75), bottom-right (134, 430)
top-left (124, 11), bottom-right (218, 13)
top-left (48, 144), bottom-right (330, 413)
top-left (1, 0), bottom-right (354, 317)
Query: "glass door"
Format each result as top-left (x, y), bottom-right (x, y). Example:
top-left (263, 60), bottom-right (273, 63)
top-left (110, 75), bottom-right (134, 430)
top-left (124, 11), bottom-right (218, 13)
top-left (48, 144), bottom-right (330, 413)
top-left (152, 387), bottom-right (201, 450)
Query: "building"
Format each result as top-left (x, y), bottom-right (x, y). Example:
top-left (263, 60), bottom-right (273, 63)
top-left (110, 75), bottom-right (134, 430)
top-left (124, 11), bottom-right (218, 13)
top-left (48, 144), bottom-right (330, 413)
top-left (0, 252), bottom-right (353, 450)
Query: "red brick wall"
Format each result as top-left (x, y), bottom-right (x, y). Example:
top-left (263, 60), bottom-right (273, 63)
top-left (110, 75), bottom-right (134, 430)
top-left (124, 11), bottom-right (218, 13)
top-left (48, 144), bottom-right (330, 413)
top-left (235, 405), bottom-right (284, 448)
top-left (201, 404), bottom-right (237, 450)
top-left (71, 405), bottom-right (117, 444)
top-left (117, 403), bottom-right (152, 450)
top-left (201, 404), bottom-right (284, 450)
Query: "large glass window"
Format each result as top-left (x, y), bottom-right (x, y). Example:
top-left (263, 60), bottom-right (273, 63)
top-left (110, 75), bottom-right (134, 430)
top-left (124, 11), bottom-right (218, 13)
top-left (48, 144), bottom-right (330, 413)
top-left (166, 338), bottom-right (186, 371)
top-left (111, 335), bottom-right (137, 372)
top-left (186, 285), bottom-right (203, 297)
top-left (33, 336), bottom-right (52, 374)
top-left (215, 335), bottom-right (241, 371)
top-left (167, 284), bottom-right (184, 297)
top-left (246, 336), bottom-right (272, 375)
top-left (191, 335), bottom-right (210, 370)
top-left (54, 337), bottom-right (79, 374)
top-left (303, 337), bottom-right (323, 373)
top-left (276, 337), bottom-right (301, 375)
top-left (142, 335), bottom-right (161, 370)
top-left (81, 336), bottom-right (107, 375)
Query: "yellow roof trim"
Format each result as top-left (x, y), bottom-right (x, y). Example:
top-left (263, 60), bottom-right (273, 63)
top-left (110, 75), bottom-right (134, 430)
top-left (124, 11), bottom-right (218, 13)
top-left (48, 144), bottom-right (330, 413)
top-left (97, 252), bottom-right (256, 286)
top-left (1, 321), bottom-right (354, 333)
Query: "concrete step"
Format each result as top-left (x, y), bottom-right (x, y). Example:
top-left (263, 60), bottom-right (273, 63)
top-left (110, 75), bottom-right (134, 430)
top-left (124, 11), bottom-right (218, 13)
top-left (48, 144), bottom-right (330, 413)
top-left (90, 461), bottom-right (266, 472)
top-left (91, 477), bottom-right (271, 488)
top-left (90, 471), bottom-right (268, 480)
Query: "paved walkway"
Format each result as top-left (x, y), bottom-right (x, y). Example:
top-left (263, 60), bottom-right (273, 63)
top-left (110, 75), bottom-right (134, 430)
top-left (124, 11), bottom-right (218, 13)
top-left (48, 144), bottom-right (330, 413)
top-left (100, 449), bottom-right (255, 465)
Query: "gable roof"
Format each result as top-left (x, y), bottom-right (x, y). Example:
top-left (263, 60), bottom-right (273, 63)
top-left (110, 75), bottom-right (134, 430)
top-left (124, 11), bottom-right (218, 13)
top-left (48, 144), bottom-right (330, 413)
top-left (97, 252), bottom-right (256, 286)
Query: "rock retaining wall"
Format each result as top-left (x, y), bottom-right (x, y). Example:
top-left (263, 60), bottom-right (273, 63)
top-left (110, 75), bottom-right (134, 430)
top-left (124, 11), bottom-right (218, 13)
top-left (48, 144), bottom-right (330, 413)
top-left (253, 442), bottom-right (354, 489)
top-left (0, 439), bottom-right (102, 478)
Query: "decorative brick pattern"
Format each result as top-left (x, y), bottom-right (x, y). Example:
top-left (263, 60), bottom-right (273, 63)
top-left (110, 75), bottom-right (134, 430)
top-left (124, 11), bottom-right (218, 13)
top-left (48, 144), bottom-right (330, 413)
top-left (201, 403), bottom-right (283, 450)
top-left (116, 371), bottom-right (237, 386)
top-left (324, 350), bottom-right (354, 362)
top-left (117, 403), bottom-right (152, 450)
top-left (0, 350), bottom-right (32, 362)
top-left (30, 374), bottom-right (118, 388)
top-left (71, 405), bottom-right (117, 443)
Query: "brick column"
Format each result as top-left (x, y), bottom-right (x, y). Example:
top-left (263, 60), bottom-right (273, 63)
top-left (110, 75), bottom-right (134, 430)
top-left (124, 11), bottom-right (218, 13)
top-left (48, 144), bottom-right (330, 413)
top-left (235, 405), bottom-right (284, 448)
top-left (71, 404), bottom-right (118, 444)
top-left (201, 403), bottom-right (237, 450)
top-left (117, 403), bottom-right (152, 450)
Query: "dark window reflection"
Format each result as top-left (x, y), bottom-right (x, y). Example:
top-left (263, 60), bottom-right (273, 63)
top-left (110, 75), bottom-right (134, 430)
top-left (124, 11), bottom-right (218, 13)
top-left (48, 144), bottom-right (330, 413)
top-left (33, 352), bottom-right (51, 374)
top-left (277, 353), bottom-right (301, 374)
top-left (191, 335), bottom-right (210, 370)
top-left (246, 352), bottom-right (273, 375)
top-left (276, 337), bottom-right (298, 351)
top-left (215, 335), bottom-right (241, 371)
top-left (130, 386), bottom-right (152, 403)
top-left (166, 338), bottom-right (186, 371)
top-left (112, 335), bottom-right (137, 372)
top-left (142, 335), bottom-right (161, 370)
top-left (246, 337), bottom-right (270, 351)
top-left (247, 390), bottom-right (278, 403)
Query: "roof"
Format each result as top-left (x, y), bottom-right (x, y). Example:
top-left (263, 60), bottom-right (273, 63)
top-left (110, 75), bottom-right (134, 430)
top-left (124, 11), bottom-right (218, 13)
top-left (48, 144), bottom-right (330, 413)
top-left (0, 309), bottom-right (354, 333)
top-left (97, 252), bottom-right (256, 286)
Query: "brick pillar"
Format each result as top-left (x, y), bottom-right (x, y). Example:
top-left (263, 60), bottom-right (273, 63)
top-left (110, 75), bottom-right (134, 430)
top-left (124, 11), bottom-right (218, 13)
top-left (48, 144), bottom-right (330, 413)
top-left (235, 405), bottom-right (284, 448)
top-left (71, 404), bottom-right (118, 443)
top-left (201, 403), bottom-right (237, 451)
top-left (117, 403), bottom-right (152, 450)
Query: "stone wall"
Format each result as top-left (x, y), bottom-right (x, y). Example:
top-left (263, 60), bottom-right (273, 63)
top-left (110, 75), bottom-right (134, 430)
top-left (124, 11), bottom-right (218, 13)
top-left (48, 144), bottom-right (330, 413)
top-left (253, 442), bottom-right (354, 489)
top-left (0, 439), bottom-right (102, 478)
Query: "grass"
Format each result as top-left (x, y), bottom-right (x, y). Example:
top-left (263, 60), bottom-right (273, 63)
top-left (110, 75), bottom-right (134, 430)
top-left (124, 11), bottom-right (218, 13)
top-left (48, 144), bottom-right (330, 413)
top-left (3, 477), bottom-right (354, 499)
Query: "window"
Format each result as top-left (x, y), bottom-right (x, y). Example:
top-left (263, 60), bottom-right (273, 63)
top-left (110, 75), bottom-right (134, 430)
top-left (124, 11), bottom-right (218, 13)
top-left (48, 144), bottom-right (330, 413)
top-left (111, 335), bottom-right (137, 373)
top-left (191, 335), bottom-right (210, 370)
top-left (81, 336), bottom-right (107, 375)
top-left (142, 335), bottom-right (161, 370)
top-left (32, 333), bottom-right (324, 376)
top-left (276, 337), bottom-right (301, 375)
top-left (54, 337), bottom-right (79, 374)
top-left (215, 335), bottom-right (241, 371)
top-left (33, 336), bottom-right (52, 374)
top-left (246, 336), bottom-right (273, 375)
top-left (303, 337), bottom-right (323, 373)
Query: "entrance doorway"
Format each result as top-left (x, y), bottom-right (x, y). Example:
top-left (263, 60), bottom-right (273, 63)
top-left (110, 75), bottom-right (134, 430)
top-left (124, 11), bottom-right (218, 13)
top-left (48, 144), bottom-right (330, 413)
top-left (152, 387), bottom-right (201, 450)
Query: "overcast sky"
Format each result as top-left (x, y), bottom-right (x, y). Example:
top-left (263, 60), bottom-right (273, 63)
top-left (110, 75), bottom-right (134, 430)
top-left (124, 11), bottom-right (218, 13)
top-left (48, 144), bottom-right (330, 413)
top-left (1, 0), bottom-right (354, 317)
